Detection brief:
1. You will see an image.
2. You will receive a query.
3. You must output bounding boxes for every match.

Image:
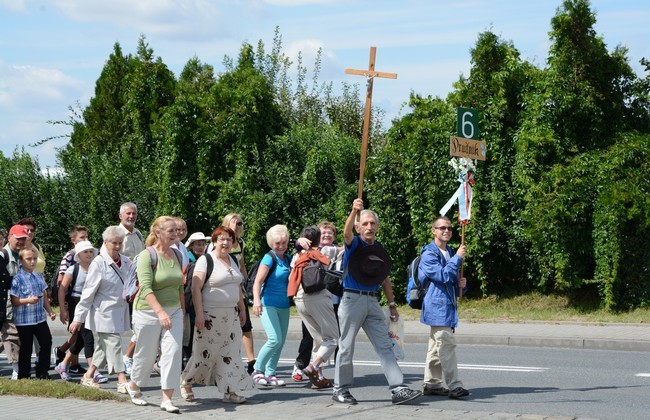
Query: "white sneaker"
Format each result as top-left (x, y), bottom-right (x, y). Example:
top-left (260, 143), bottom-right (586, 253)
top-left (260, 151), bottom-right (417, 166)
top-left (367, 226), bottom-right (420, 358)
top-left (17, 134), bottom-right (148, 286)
top-left (11, 371), bottom-right (18, 380)
top-left (123, 355), bottom-right (133, 375)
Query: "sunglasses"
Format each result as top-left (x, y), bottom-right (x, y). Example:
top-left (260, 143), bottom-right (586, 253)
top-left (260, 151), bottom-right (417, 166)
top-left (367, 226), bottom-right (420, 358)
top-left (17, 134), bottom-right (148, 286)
top-left (434, 226), bottom-right (454, 232)
top-left (236, 222), bottom-right (243, 226)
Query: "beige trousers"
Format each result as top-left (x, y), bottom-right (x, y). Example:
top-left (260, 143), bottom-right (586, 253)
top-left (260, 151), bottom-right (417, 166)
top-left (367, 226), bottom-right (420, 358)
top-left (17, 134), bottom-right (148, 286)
top-left (424, 326), bottom-right (463, 390)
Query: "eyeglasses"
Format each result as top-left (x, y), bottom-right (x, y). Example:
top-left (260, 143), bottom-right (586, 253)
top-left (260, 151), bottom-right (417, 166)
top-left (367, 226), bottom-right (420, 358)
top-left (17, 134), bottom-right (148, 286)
top-left (434, 226), bottom-right (454, 232)
top-left (236, 222), bottom-right (243, 226)
top-left (216, 237), bottom-right (233, 242)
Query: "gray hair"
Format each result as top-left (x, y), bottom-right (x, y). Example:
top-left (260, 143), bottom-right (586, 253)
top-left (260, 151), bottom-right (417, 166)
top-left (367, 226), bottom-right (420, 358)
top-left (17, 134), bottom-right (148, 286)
top-left (266, 224), bottom-right (289, 248)
top-left (360, 209), bottom-right (379, 225)
top-left (102, 225), bottom-right (126, 242)
top-left (119, 202), bottom-right (137, 214)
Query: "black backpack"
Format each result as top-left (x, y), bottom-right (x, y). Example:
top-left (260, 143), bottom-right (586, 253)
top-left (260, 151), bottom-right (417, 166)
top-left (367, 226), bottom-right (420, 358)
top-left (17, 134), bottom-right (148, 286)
top-left (184, 253), bottom-right (214, 314)
top-left (245, 251), bottom-right (285, 305)
top-left (300, 258), bottom-right (328, 294)
top-left (63, 262), bottom-right (81, 303)
top-left (49, 249), bottom-right (73, 307)
top-left (406, 255), bottom-right (426, 309)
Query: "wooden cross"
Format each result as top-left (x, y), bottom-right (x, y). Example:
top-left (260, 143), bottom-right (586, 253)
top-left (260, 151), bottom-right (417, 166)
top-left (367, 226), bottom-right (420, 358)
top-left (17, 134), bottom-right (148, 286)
top-left (345, 46), bottom-right (397, 199)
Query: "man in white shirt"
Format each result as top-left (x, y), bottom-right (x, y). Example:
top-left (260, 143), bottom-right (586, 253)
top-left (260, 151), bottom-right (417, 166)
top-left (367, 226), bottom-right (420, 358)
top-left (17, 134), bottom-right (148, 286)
top-left (117, 202), bottom-right (145, 260)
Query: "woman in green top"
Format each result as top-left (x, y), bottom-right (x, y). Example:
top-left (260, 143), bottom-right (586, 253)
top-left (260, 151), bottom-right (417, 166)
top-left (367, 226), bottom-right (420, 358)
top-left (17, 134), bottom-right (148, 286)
top-left (127, 216), bottom-right (185, 413)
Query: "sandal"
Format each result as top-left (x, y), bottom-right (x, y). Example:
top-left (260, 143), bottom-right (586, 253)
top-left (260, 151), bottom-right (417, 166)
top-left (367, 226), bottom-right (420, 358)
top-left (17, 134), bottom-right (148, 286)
top-left (181, 386), bottom-right (196, 402)
top-left (311, 377), bottom-right (334, 389)
top-left (80, 375), bottom-right (100, 388)
top-left (117, 382), bottom-right (129, 394)
top-left (127, 383), bottom-right (148, 406)
top-left (302, 365), bottom-right (320, 388)
top-left (265, 375), bottom-right (285, 387)
top-left (252, 370), bottom-right (268, 386)
top-left (223, 392), bottom-right (246, 404)
top-left (160, 399), bottom-right (180, 413)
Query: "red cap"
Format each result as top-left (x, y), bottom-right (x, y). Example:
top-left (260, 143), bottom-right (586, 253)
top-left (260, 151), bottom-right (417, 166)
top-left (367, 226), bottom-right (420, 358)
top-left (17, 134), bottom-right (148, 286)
top-left (9, 225), bottom-right (30, 238)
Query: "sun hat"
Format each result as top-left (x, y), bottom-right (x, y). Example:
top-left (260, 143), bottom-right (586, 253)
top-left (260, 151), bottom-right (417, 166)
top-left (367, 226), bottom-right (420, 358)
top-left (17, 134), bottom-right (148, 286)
top-left (347, 243), bottom-right (392, 286)
top-left (185, 232), bottom-right (210, 248)
top-left (74, 240), bottom-right (99, 261)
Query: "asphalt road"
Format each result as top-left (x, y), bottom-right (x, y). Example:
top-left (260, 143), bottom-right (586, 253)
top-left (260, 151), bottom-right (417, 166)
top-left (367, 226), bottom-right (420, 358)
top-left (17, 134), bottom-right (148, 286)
top-left (255, 339), bottom-right (650, 419)
top-left (3, 334), bottom-right (647, 419)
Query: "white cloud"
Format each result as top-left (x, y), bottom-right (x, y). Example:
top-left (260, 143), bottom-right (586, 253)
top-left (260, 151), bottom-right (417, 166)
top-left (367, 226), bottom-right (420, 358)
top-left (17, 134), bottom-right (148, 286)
top-left (0, 0), bottom-right (26, 12)
top-left (0, 62), bottom-right (85, 166)
top-left (0, 62), bottom-right (83, 106)
top-left (261, 0), bottom-right (342, 5)
top-left (50, 0), bottom-right (227, 40)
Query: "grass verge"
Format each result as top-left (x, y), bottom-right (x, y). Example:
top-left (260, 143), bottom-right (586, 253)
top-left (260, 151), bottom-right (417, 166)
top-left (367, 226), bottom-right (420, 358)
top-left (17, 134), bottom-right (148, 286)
top-left (0, 378), bottom-right (127, 401)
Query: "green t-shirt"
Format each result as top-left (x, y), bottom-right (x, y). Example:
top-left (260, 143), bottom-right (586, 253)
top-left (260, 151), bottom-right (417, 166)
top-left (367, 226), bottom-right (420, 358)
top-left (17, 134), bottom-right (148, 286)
top-left (134, 249), bottom-right (183, 311)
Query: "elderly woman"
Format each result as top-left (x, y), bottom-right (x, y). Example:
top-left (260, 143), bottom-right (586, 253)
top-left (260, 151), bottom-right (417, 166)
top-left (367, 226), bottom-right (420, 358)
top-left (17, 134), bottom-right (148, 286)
top-left (127, 216), bottom-right (184, 413)
top-left (251, 224), bottom-right (292, 387)
top-left (70, 226), bottom-right (130, 393)
top-left (180, 226), bottom-right (252, 404)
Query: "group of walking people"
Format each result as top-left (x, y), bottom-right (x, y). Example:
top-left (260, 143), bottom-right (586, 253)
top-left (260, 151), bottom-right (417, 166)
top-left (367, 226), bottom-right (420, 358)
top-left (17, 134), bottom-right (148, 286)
top-left (1, 197), bottom-right (471, 411)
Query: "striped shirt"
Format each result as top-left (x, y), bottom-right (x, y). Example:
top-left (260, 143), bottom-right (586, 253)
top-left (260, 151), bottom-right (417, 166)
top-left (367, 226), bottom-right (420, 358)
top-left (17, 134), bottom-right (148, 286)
top-left (9, 269), bottom-right (48, 326)
top-left (58, 249), bottom-right (74, 275)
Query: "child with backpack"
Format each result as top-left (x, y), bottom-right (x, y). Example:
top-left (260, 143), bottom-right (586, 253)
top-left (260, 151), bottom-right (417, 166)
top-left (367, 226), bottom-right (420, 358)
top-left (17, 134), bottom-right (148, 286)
top-left (55, 241), bottom-right (99, 381)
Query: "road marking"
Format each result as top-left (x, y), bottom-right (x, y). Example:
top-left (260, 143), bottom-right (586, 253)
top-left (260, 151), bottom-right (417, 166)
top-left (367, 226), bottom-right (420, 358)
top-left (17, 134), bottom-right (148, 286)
top-left (635, 373), bottom-right (650, 377)
top-left (277, 358), bottom-right (548, 373)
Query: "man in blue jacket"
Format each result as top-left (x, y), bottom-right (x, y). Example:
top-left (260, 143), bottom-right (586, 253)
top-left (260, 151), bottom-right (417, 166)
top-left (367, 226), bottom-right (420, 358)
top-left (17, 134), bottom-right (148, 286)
top-left (418, 216), bottom-right (469, 399)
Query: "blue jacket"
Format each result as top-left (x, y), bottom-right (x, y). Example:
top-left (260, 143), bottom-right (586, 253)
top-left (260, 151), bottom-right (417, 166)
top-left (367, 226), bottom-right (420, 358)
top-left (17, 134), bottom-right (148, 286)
top-left (418, 242), bottom-right (466, 328)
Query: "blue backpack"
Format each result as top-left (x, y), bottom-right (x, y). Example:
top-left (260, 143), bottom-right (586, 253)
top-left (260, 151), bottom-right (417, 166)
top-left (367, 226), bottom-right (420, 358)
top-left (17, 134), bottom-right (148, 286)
top-left (406, 255), bottom-right (426, 309)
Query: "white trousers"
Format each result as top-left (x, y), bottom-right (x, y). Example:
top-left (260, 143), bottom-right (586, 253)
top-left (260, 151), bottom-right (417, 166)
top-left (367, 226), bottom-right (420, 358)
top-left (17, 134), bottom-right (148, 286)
top-left (131, 306), bottom-right (183, 390)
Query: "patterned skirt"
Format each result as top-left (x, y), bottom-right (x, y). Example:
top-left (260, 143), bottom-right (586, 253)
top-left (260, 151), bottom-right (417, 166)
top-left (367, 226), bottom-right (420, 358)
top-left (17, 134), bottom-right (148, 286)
top-left (180, 306), bottom-right (253, 393)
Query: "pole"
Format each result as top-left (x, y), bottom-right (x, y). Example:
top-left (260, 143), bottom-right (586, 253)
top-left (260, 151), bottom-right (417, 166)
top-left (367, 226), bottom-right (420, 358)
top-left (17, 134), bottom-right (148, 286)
top-left (459, 223), bottom-right (466, 299)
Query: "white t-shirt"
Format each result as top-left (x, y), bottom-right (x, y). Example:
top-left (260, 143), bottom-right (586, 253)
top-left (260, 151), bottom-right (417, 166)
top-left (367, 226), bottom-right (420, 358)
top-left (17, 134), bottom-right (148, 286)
top-left (65, 264), bottom-right (89, 297)
top-left (194, 254), bottom-right (243, 308)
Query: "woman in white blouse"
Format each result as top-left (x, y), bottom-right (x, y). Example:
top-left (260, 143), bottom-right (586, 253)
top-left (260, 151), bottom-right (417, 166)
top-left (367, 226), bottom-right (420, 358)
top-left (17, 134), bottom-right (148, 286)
top-left (70, 226), bottom-right (130, 394)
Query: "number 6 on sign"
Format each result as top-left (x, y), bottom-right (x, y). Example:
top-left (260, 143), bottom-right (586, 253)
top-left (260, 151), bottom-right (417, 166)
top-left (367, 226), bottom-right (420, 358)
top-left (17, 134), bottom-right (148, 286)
top-left (457, 107), bottom-right (479, 140)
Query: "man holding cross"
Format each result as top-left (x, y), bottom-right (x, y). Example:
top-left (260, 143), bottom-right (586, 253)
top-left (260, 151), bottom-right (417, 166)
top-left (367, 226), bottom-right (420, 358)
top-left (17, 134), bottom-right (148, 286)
top-left (332, 198), bottom-right (422, 405)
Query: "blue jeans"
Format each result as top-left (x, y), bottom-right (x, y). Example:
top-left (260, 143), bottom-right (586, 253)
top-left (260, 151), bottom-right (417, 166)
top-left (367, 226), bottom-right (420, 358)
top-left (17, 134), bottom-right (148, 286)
top-left (254, 306), bottom-right (290, 376)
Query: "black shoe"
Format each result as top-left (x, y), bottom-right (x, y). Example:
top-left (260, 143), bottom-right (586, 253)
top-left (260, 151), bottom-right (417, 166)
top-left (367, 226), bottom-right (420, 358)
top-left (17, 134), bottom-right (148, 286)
top-left (392, 387), bottom-right (422, 405)
top-left (332, 391), bottom-right (358, 404)
top-left (54, 347), bottom-right (65, 365)
top-left (423, 385), bottom-right (450, 396)
top-left (448, 387), bottom-right (470, 399)
top-left (68, 364), bottom-right (87, 375)
top-left (247, 359), bottom-right (256, 375)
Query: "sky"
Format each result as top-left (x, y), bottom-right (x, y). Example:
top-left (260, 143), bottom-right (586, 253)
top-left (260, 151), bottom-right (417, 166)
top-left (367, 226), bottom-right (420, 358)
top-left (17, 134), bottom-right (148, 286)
top-left (1, 0), bottom-right (648, 168)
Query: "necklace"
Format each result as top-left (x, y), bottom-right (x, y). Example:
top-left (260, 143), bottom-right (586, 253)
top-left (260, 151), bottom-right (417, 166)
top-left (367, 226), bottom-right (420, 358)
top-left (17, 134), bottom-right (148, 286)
top-left (216, 253), bottom-right (233, 276)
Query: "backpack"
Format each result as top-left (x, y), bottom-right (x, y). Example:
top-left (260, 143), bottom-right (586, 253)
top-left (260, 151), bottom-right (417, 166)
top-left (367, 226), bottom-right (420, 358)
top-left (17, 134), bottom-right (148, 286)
top-left (245, 251), bottom-right (286, 305)
top-left (184, 253), bottom-right (215, 314)
top-left (406, 255), bottom-right (426, 309)
top-left (323, 249), bottom-right (344, 297)
top-left (300, 258), bottom-right (328, 294)
top-left (49, 249), bottom-right (74, 307)
top-left (0, 249), bottom-right (12, 326)
top-left (125, 246), bottom-right (182, 302)
top-left (63, 262), bottom-right (80, 303)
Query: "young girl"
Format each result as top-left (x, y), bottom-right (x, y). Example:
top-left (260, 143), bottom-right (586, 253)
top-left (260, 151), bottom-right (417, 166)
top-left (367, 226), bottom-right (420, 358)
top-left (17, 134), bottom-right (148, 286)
top-left (10, 246), bottom-right (56, 379)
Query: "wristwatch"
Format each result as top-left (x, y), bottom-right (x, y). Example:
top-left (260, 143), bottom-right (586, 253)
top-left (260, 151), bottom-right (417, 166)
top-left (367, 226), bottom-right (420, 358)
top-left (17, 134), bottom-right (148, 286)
top-left (388, 301), bottom-right (396, 308)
